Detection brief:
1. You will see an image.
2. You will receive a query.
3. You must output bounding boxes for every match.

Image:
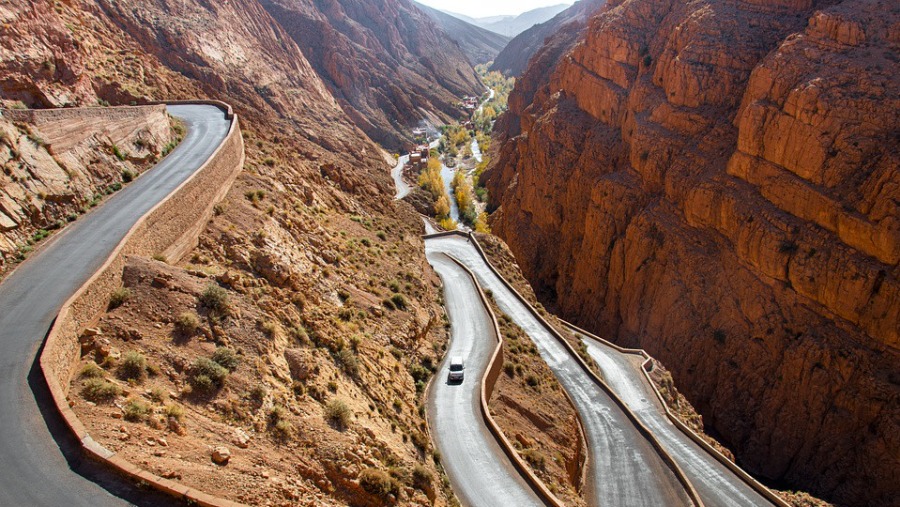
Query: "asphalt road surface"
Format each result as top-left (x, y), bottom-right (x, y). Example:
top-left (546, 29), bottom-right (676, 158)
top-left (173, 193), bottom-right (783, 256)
top-left (425, 235), bottom-right (691, 507)
top-left (391, 153), bottom-right (412, 199)
top-left (392, 139), bottom-right (440, 200)
top-left (581, 337), bottom-right (774, 507)
top-left (426, 252), bottom-right (544, 507)
top-left (0, 104), bottom-right (230, 507)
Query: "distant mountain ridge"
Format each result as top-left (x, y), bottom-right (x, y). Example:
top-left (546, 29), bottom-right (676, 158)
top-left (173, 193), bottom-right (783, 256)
top-left (444, 12), bottom-right (511, 26)
top-left (481, 4), bottom-right (571, 37)
top-left (442, 4), bottom-right (572, 37)
top-left (415, 2), bottom-right (511, 65)
top-left (491, 0), bottom-right (606, 76)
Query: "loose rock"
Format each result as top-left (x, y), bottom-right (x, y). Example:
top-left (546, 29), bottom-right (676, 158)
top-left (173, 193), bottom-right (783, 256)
top-left (211, 446), bottom-right (231, 465)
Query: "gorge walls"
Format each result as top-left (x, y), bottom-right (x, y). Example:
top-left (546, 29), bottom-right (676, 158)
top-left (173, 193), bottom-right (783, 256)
top-left (484, 0), bottom-right (899, 505)
top-left (259, 0), bottom-right (483, 149)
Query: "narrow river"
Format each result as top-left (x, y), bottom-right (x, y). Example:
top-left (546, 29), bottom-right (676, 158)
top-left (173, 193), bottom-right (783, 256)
top-left (436, 87), bottom-right (494, 225)
top-left (441, 162), bottom-right (461, 223)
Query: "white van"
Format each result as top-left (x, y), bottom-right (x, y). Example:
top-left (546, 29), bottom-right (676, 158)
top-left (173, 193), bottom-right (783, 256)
top-left (448, 356), bottom-right (465, 382)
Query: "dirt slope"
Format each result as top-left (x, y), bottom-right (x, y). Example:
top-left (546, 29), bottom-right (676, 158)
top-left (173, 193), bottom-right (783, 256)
top-left (2, 0), bottom-right (464, 504)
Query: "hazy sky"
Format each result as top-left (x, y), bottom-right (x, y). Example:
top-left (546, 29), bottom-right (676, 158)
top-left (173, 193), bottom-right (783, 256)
top-left (417, 0), bottom-right (574, 18)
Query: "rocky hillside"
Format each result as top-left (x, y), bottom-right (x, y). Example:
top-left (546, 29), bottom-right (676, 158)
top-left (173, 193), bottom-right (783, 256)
top-left (0, 105), bottom-right (176, 270)
top-left (490, 0), bottom-right (607, 77)
top-left (484, 0), bottom-right (899, 506)
top-left (415, 2), bottom-right (511, 66)
top-left (259, 0), bottom-right (483, 149)
top-left (3, 0), bottom-right (459, 504)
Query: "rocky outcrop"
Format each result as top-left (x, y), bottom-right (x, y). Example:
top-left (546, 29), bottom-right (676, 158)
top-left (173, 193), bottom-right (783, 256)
top-left (490, 0), bottom-right (607, 77)
top-left (2, 0), bottom-right (392, 182)
top-left (0, 1), bottom-right (95, 107)
top-left (415, 2), bottom-right (511, 66)
top-left (485, 1), bottom-right (899, 505)
top-left (0, 105), bottom-right (173, 266)
top-left (259, 0), bottom-right (483, 149)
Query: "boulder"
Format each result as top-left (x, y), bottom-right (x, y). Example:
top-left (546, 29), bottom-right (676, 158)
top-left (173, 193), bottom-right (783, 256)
top-left (211, 446), bottom-right (231, 465)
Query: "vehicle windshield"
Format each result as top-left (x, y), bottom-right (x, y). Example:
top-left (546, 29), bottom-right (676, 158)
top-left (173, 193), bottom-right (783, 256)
top-left (450, 363), bottom-right (463, 371)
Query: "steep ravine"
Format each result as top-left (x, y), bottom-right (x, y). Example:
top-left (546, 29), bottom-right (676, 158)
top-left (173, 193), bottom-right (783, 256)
top-left (484, 0), bottom-right (899, 506)
top-left (259, 0), bottom-right (482, 149)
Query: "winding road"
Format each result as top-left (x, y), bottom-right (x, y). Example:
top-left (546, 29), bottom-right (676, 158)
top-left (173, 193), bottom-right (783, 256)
top-left (425, 235), bottom-right (692, 507)
top-left (405, 87), bottom-right (777, 505)
top-left (426, 252), bottom-right (544, 507)
top-left (391, 153), bottom-right (413, 199)
top-left (391, 138), bottom-right (440, 199)
top-left (0, 104), bottom-right (230, 507)
top-left (580, 335), bottom-right (774, 507)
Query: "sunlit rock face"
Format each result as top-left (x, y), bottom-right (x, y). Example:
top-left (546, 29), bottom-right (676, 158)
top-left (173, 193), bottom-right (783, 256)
top-left (484, 1), bottom-right (899, 505)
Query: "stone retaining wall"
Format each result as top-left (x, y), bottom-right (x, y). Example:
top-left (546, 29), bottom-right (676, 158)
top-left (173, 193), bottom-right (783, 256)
top-left (562, 321), bottom-right (791, 507)
top-left (39, 102), bottom-right (246, 507)
top-left (425, 230), bottom-right (705, 506)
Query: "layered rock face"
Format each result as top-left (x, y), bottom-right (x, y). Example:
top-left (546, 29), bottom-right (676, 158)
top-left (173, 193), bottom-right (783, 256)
top-left (0, 105), bottom-right (173, 264)
top-left (0, 1), bottom-right (95, 106)
top-left (259, 0), bottom-right (483, 149)
top-left (2, 0), bottom-right (391, 173)
top-left (485, 0), bottom-right (899, 505)
top-left (490, 0), bottom-right (607, 77)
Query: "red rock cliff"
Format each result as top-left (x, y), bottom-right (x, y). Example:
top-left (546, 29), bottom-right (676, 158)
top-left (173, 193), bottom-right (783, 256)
top-left (484, 0), bottom-right (899, 505)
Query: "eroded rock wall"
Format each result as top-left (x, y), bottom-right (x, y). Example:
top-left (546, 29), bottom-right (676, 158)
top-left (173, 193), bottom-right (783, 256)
top-left (0, 105), bottom-right (173, 264)
top-left (484, 0), bottom-right (899, 505)
top-left (259, 0), bottom-right (483, 149)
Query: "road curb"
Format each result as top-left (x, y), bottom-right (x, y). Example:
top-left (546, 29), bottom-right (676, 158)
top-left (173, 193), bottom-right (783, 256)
top-left (38, 102), bottom-right (248, 507)
top-left (424, 230), bottom-right (705, 507)
top-left (562, 321), bottom-right (789, 507)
